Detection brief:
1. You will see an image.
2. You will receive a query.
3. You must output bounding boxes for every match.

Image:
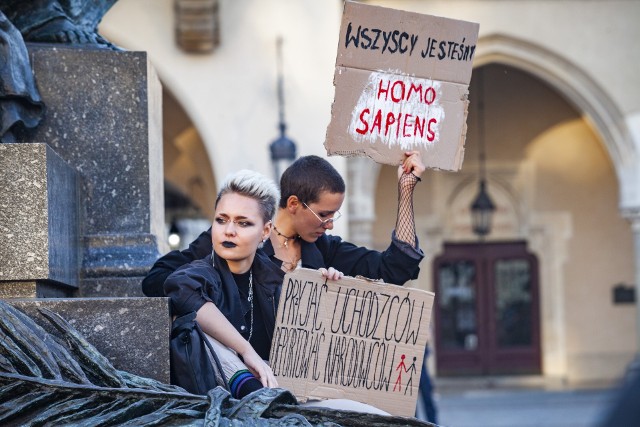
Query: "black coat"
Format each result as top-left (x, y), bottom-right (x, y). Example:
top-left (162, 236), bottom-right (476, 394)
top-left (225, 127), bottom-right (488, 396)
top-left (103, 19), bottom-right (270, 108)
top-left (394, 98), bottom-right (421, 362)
top-left (144, 228), bottom-right (423, 297)
top-left (164, 250), bottom-right (284, 354)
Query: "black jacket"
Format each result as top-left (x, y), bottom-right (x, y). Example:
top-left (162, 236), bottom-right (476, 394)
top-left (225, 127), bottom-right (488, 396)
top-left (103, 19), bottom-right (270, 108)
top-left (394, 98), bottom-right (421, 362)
top-left (144, 228), bottom-right (423, 297)
top-left (164, 250), bottom-right (284, 354)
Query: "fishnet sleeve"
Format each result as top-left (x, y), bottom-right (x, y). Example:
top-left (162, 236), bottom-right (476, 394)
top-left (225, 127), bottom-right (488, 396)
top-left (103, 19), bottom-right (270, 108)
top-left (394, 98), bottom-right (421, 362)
top-left (395, 172), bottom-right (420, 248)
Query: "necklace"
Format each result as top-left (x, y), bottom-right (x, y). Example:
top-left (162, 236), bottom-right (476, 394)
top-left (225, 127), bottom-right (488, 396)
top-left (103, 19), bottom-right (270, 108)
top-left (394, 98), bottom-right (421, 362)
top-left (272, 225), bottom-right (297, 248)
top-left (213, 255), bottom-right (254, 340)
top-left (247, 270), bottom-right (254, 341)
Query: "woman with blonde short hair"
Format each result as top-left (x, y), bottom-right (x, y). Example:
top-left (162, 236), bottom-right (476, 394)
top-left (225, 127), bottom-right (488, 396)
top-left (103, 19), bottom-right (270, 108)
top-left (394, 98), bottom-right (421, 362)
top-left (165, 170), bottom-right (341, 398)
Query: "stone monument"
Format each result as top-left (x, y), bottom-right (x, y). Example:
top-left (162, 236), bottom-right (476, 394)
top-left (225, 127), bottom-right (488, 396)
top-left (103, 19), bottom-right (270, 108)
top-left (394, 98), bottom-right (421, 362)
top-left (0, 2), bottom-right (170, 382)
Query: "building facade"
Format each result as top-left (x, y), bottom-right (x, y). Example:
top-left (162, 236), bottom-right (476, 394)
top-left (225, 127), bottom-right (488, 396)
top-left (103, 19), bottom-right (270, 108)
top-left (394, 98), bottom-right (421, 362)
top-left (101, 0), bottom-right (640, 384)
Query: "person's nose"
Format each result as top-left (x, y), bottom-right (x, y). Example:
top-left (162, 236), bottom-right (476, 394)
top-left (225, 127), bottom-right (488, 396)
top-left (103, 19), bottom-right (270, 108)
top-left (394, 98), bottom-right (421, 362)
top-left (323, 220), bottom-right (334, 230)
top-left (224, 221), bottom-right (237, 235)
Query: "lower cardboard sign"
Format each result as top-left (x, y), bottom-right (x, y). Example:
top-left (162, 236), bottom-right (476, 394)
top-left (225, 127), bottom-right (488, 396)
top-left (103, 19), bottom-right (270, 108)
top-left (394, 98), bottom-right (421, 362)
top-left (269, 268), bottom-right (435, 417)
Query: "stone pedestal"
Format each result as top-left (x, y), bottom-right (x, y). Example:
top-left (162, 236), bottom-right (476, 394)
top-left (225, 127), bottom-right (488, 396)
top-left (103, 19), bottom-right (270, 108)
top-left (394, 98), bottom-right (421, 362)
top-left (0, 46), bottom-right (171, 386)
top-left (16, 45), bottom-right (166, 296)
top-left (0, 143), bottom-right (79, 297)
top-left (9, 297), bottom-right (171, 383)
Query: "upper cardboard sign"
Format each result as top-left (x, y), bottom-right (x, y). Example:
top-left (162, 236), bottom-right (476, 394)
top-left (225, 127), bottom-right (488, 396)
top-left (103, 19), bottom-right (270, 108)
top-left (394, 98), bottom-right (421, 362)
top-left (269, 268), bottom-right (435, 417)
top-left (325, 1), bottom-right (479, 170)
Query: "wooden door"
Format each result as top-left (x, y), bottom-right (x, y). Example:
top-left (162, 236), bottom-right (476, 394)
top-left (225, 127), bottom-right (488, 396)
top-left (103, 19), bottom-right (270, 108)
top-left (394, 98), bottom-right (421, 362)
top-left (434, 241), bottom-right (541, 376)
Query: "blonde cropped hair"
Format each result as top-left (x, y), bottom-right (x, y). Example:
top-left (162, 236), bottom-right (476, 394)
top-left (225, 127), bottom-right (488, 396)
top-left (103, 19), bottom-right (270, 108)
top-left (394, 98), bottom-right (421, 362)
top-left (215, 169), bottom-right (280, 223)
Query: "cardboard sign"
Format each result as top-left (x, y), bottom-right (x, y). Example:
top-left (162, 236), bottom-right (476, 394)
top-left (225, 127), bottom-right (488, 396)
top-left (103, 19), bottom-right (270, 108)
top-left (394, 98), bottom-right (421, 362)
top-left (324, 1), bottom-right (479, 170)
top-left (269, 268), bottom-right (435, 417)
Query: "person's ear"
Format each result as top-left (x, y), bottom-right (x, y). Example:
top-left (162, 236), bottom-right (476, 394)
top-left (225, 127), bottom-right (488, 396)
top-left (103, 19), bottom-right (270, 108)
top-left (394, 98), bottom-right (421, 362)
top-left (286, 195), bottom-right (300, 212)
top-left (262, 221), bottom-right (272, 241)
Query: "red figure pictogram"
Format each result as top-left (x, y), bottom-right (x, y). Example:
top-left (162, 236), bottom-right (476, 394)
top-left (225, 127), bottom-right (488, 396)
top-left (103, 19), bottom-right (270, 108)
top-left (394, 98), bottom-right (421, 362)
top-left (393, 354), bottom-right (407, 392)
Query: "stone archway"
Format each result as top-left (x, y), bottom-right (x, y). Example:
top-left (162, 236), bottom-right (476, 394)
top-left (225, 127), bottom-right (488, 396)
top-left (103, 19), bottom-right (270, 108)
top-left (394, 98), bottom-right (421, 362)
top-left (475, 34), bottom-right (638, 210)
top-left (163, 86), bottom-right (217, 221)
top-left (162, 86), bottom-right (217, 248)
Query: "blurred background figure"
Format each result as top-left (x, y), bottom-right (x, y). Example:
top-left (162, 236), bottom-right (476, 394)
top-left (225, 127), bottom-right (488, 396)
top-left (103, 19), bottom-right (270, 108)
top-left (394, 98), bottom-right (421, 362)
top-left (597, 362), bottom-right (640, 426)
top-left (416, 344), bottom-right (438, 424)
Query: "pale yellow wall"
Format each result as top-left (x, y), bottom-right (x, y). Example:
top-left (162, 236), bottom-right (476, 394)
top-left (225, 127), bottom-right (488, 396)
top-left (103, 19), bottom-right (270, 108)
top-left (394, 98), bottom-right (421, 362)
top-left (529, 120), bottom-right (636, 381)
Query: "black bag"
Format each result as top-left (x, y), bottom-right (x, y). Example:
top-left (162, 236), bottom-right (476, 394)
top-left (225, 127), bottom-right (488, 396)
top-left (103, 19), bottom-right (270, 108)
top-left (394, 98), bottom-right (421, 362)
top-left (170, 311), bottom-right (228, 395)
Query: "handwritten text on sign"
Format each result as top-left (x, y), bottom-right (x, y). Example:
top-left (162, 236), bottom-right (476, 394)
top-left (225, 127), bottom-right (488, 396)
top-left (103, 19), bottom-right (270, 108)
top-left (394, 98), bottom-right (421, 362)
top-left (349, 73), bottom-right (444, 149)
top-left (345, 23), bottom-right (476, 63)
top-left (270, 270), bottom-right (434, 416)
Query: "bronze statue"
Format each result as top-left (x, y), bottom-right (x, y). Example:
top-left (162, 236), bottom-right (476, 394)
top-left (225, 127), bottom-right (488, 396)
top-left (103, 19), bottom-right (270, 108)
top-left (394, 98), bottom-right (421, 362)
top-left (0, 0), bottom-right (119, 46)
top-left (0, 12), bottom-right (44, 143)
top-left (0, 300), bottom-right (434, 426)
top-left (0, 0), bottom-right (119, 143)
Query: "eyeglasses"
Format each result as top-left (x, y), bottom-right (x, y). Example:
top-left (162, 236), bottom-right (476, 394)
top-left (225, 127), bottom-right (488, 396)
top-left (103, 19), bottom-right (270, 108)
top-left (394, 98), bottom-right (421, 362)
top-left (302, 202), bottom-right (342, 227)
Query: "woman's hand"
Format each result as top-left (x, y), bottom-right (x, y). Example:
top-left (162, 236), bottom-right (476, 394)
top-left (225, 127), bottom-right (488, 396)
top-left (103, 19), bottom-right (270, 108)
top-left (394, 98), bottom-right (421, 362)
top-left (398, 150), bottom-right (426, 180)
top-left (240, 346), bottom-right (278, 388)
top-left (319, 267), bottom-right (344, 280)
